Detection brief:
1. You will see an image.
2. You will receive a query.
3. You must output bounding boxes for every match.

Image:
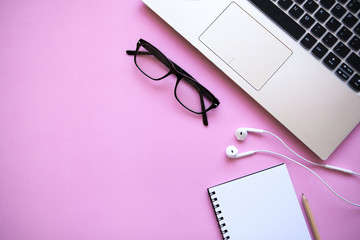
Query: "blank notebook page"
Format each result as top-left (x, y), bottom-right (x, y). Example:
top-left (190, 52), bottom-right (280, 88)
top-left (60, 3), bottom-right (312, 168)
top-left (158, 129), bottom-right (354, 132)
top-left (208, 164), bottom-right (311, 240)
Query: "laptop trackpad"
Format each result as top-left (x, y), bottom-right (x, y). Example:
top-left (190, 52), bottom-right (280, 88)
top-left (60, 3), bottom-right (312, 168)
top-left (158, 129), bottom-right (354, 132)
top-left (199, 2), bottom-right (292, 90)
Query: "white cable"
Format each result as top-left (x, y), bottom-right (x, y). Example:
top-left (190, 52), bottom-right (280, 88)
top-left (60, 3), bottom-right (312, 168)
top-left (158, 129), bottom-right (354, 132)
top-left (263, 130), bottom-right (360, 176)
top-left (255, 150), bottom-right (360, 207)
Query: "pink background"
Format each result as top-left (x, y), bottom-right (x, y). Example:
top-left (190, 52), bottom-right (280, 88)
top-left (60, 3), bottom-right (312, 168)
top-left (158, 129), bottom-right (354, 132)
top-left (1, 0), bottom-right (359, 239)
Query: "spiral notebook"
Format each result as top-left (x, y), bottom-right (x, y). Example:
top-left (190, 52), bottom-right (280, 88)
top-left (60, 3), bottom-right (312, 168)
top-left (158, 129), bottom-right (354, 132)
top-left (208, 164), bottom-right (311, 240)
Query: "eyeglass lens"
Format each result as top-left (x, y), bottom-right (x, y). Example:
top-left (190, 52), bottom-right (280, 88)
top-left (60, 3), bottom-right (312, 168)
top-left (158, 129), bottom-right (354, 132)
top-left (135, 45), bottom-right (170, 80)
top-left (175, 78), bottom-right (213, 113)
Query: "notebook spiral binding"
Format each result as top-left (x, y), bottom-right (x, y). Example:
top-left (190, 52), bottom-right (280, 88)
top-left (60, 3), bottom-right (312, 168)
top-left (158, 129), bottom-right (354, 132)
top-left (209, 191), bottom-right (230, 240)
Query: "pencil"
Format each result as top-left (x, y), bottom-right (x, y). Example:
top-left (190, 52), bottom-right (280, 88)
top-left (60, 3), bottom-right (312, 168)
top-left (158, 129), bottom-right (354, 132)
top-left (302, 193), bottom-right (321, 240)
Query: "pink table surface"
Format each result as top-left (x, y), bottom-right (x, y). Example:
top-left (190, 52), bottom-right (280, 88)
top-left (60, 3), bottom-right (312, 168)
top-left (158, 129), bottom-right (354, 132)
top-left (1, 1), bottom-right (359, 239)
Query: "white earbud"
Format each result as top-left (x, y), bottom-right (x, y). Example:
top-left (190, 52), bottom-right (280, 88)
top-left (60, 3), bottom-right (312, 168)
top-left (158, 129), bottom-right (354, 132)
top-left (226, 145), bottom-right (255, 159)
top-left (225, 145), bottom-right (238, 158)
top-left (235, 128), bottom-right (264, 141)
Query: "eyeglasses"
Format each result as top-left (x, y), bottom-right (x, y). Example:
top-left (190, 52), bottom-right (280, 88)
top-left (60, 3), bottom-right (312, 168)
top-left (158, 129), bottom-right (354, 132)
top-left (126, 39), bottom-right (220, 126)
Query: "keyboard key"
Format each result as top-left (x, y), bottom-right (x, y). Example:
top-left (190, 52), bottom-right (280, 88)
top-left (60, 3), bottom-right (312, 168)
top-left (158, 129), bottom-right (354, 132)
top-left (340, 63), bottom-right (355, 76)
top-left (278, 0), bottom-right (294, 10)
top-left (348, 36), bottom-right (360, 51)
top-left (342, 13), bottom-right (358, 28)
top-left (336, 68), bottom-right (351, 81)
top-left (331, 3), bottom-right (347, 18)
top-left (312, 42), bottom-right (329, 58)
top-left (348, 74), bottom-right (360, 92)
top-left (347, 0), bottom-right (360, 13)
top-left (304, 0), bottom-right (319, 13)
top-left (323, 52), bottom-right (341, 69)
top-left (337, 26), bottom-right (353, 41)
top-left (295, 0), bottom-right (306, 4)
top-left (325, 17), bottom-right (341, 32)
top-left (355, 23), bottom-right (360, 36)
top-left (249, 0), bottom-right (306, 40)
top-left (300, 13), bottom-right (315, 28)
top-left (322, 32), bottom-right (338, 47)
top-left (289, 4), bottom-right (305, 19)
top-left (301, 33), bottom-right (317, 49)
top-left (334, 42), bottom-right (351, 58)
top-left (314, 8), bottom-right (330, 22)
top-left (311, 23), bottom-right (327, 38)
top-left (346, 53), bottom-right (360, 72)
top-left (320, 0), bottom-right (335, 9)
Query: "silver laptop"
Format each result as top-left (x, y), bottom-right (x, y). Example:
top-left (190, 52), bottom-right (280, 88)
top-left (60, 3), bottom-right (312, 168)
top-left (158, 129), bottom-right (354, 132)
top-left (142, 0), bottom-right (360, 160)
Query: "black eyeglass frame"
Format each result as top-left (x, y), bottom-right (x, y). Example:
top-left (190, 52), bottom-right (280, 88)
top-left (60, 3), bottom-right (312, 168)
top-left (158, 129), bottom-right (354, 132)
top-left (126, 39), bottom-right (220, 126)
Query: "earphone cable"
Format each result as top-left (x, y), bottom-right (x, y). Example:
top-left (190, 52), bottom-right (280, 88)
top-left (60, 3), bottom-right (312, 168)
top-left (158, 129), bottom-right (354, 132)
top-left (255, 150), bottom-right (360, 207)
top-left (263, 130), bottom-right (360, 176)
top-left (263, 130), bottom-right (323, 167)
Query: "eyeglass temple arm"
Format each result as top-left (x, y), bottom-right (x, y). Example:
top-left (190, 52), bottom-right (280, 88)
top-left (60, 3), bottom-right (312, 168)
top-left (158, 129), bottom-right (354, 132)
top-left (200, 97), bottom-right (209, 126)
top-left (127, 50), bottom-right (192, 75)
top-left (171, 62), bottom-right (192, 78)
top-left (127, 50), bottom-right (193, 77)
top-left (126, 50), bottom-right (152, 56)
top-left (126, 50), bottom-right (174, 71)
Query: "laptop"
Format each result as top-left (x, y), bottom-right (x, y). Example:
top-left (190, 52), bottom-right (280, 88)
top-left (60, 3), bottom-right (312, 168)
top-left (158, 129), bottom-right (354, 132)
top-left (142, 0), bottom-right (360, 160)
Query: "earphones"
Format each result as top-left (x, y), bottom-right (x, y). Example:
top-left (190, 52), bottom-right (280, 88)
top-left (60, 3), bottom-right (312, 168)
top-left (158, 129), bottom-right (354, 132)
top-left (226, 127), bottom-right (360, 207)
top-left (227, 128), bottom-right (360, 175)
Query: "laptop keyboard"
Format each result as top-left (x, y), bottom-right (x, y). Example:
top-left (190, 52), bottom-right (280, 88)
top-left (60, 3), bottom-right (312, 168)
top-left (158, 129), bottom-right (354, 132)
top-left (249, 0), bottom-right (360, 93)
